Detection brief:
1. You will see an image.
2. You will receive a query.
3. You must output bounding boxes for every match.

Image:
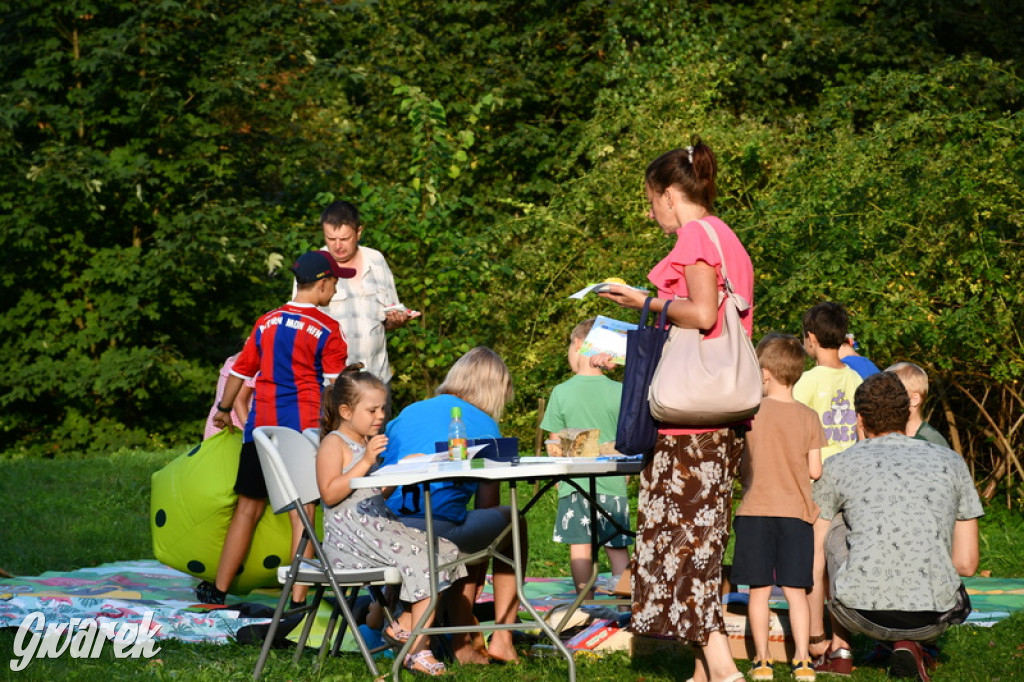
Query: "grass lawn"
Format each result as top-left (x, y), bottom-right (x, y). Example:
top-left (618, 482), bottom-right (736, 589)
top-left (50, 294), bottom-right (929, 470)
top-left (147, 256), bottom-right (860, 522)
top-left (1, 447), bottom-right (1022, 680)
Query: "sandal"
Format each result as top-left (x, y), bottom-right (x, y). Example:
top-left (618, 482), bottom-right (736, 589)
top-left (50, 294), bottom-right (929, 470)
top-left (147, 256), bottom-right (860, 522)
top-left (750, 659), bottom-right (775, 680)
top-left (792, 659), bottom-right (816, 681)
top-left (382, 621), bottom-right (412, 648)
top-left (808, 633), bottom-right (829, 656)
top-left (404, 650), bottom-right (447, 676)
top-left (812, 646), bottom-right (853, 676)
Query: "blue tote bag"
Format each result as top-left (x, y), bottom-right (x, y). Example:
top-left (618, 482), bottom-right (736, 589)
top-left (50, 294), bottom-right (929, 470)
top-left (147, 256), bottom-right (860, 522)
top-left (615, 297), bottom-right (672, 457)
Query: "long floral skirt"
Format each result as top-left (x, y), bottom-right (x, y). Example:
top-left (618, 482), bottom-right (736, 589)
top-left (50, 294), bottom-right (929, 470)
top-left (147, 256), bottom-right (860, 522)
top-left (630, 428), bottom-right (744, 645)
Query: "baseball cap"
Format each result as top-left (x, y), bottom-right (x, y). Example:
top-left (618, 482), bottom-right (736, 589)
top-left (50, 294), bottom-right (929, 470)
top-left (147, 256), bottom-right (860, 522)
top-left (291, 251), bottom-right (356, 284)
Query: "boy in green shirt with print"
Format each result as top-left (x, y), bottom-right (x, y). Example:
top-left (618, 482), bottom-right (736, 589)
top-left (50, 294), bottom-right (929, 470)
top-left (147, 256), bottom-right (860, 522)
top-left (541, 318), bottom-right (632, 596)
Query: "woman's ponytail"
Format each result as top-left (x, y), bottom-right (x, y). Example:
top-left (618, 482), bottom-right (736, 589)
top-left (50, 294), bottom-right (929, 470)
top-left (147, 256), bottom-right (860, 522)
top-left (689, 138), bottom-right (718, 208)
top-left (645, 136), bottom-right (718, 211)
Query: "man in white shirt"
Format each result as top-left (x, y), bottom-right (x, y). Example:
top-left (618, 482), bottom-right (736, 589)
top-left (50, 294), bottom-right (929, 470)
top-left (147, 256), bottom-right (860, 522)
top-left (300, 201), bottom-right (414, 405)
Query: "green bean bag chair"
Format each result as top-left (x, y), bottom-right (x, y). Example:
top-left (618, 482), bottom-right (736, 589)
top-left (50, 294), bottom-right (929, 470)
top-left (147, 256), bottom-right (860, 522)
top-left (150, 429), bottom-right (292, 594)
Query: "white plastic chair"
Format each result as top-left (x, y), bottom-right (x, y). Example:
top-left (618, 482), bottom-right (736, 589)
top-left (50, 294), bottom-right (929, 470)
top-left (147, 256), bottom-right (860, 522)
top-left (301, 427), bottom-right (321, 447)
top-left (251, 425), bottom-right (401, 680)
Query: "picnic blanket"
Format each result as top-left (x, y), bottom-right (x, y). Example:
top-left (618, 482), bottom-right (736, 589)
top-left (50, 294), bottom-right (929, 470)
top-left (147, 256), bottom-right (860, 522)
top-left (0, 560), bottom-right (599, 647)
top-left (1, 561), bottom-right (1020, 647)
top-left (727, 578), bottom-right (1024, 629)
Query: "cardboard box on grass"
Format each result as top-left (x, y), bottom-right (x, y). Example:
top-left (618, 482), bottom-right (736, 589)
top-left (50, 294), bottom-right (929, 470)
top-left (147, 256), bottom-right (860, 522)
top-left (555, 567), bottom-right (793, 662)
top-left (722, 597), bottom-right (795, 661)
top-left (553, 612), bottom-right (688, 659)
top-left (550, 623), bottom-right (689, 658)
top-left (560, 609), bottom-right (792, 661)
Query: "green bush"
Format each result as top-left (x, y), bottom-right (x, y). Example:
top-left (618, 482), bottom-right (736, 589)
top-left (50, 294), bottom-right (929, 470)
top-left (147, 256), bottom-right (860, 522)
top-left (1, 0), bottom-right (1020, 486)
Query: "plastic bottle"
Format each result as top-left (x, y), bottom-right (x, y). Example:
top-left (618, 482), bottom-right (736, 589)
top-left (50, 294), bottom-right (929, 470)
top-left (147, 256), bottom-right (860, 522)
top-left (448, 406), bottom-right (468, 461)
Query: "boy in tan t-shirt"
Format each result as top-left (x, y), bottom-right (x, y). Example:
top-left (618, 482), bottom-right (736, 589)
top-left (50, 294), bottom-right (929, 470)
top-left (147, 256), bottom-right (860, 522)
top-left (733, 332), bottom-right (827, 681)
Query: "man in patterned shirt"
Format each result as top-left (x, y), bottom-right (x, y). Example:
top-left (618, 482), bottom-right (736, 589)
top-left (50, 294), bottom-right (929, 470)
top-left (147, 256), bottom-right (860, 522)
top-left (317, 200), bottom-right (414, 401)
top-left (811, 372), bottom-right (982, 681)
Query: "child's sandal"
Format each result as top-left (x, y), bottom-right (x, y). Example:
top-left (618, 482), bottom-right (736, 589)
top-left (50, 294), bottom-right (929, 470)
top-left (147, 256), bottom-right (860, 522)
top-left (792, 659), bottom-right (816, 681)
top-left (404, 650), bottom-right (447, 676)
top-left (382, 621), bottom-right (412, 648)
top-left (750, 658), bottom-right (775, 680)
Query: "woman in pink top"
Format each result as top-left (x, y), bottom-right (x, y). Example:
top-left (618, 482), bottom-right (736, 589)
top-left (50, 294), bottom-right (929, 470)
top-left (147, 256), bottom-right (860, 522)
top-left (599, 139), bottom-right (753, 682)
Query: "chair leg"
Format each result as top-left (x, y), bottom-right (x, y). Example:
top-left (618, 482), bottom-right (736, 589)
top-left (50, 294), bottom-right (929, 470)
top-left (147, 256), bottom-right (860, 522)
top-left (254, 566), bottom-right (298, 680)
top-left (292, 583), bottom-right (325, 664)
top-left (302, 524), bottom-right (380, 674)
top-left (296, 509), bottom-right (382, 676)
top-left (329, 585), bottom-right (366, 657)
top-left (331, 584), bottom-right (378, 674)
top-left (326, 587), bottom-right (350, 657)
top-left (316, 588), bottom-right (343, 668)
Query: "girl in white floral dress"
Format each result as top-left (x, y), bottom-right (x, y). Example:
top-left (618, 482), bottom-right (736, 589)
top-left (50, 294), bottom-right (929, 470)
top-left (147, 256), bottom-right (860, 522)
top-left (316, 366), bottom-right (464, 676)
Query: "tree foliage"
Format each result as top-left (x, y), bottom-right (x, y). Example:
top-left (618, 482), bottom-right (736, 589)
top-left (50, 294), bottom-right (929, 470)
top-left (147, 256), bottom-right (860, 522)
top-left (0, 0), bottom-right (1021, 498)
top-left (0, 1), bottom-right (344, 453)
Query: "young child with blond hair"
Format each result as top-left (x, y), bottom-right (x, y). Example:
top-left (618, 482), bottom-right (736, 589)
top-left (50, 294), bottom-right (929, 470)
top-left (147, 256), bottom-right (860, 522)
top-left (886, 361), bottom-right (950, 448)
top-left (733, 332), bottom-right (827, 681)
top-left (541, 318), bottom-right (631, 595)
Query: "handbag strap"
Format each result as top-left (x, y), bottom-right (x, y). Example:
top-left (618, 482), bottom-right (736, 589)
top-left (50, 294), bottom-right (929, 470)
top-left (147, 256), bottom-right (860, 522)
top-left (640, 297), bottom-right (672, 329)
top-left (696, 219), bottom-right (751, 312)
top-left (696, 219), bottom-right (733, 295)
top-left (657, 299), bottom-right (671, 328)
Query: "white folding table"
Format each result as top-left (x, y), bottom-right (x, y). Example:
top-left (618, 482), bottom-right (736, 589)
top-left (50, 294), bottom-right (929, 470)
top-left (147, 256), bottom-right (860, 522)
top-left (350, 455), bottom-right (643, 682)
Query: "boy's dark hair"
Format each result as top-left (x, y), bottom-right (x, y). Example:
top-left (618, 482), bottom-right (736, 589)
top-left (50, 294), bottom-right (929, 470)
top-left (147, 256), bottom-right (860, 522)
top-left (319, 200), bottom-right (361, 228)
top-left (756, 332), bottom-right (806, 387)
top-left (802, 301), bottom-right (849, 349)
top-left (570, 318), bottom-right (597, 343)
top-left (854, 371), bottom-right (910, 437)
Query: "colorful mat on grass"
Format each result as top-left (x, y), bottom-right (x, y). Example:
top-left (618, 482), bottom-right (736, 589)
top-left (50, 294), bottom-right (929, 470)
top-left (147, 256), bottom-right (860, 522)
top-left (0, 560), bottom-right (596, 647)
top-left (727, 577), bottom-right (1024, 628)
top-left (1, 561), bottom-right (1019, 647)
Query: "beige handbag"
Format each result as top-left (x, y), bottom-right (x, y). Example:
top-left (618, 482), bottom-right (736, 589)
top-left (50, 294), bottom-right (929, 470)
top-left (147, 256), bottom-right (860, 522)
top-left (647, 220), bottom-right (762, 426)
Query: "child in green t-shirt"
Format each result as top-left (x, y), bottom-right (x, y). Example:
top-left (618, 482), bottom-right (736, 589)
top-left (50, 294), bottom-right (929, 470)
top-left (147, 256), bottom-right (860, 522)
top-left (886, 361), bottom-right (951, 448)
top-left (541, 318), bottom-right (632, 596)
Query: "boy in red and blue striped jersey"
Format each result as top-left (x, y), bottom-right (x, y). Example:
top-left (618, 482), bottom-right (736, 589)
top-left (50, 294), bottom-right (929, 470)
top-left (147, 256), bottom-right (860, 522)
top-left (197, 251), bottom-right (353, 605)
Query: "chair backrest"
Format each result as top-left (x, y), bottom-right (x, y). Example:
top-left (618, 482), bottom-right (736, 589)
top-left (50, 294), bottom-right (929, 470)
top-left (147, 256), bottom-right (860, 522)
top-left (252, 426), bottom-right (320, 514)
top-left (301, 427), bottom-right (321, 447)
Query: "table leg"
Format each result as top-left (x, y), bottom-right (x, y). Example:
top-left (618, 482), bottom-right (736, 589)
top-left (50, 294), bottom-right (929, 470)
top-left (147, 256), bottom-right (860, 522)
top-left (390, 485), bottom-right (439, 682)
top-left (547, 474), bottom-right (633, 634)
top-left (549, 476), bottom-right (601, 634)
top-left (508, 479), bottom-right (576, 682)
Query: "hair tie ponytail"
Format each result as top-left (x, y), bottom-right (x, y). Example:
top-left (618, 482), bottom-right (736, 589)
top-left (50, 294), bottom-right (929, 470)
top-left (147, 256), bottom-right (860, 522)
top-left (645, 137), bottom-right (718, 210)
top-left (689, 138), bottom-right (717, 207)
top-left (320, 384), bottom-right (340, 434)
